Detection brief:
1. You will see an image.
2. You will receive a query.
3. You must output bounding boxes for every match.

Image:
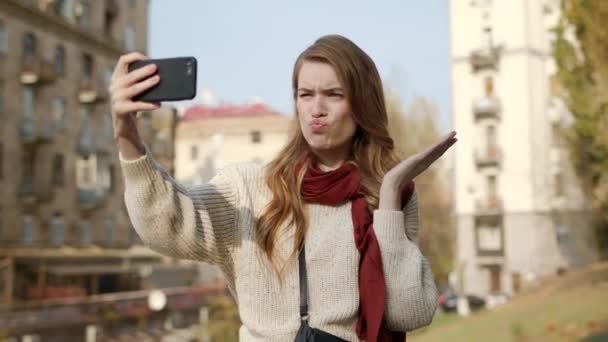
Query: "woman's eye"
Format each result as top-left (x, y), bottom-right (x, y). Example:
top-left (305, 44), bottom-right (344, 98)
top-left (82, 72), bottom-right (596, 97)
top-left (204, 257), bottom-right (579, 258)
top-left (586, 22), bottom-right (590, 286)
top-left (299, 93), bottom-right (311, 98)
top-left (330, 93), bottom-right (343, 98)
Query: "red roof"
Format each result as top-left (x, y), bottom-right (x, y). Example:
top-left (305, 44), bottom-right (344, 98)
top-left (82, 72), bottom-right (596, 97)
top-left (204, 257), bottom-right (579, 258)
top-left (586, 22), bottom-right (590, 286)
top-left (182, 103), bottom-right (280, 121)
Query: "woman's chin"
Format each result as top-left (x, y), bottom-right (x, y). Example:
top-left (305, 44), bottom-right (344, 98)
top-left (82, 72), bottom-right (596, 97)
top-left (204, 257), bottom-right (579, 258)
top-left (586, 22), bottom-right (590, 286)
top-left (306, 139), bottom-right (331, 151)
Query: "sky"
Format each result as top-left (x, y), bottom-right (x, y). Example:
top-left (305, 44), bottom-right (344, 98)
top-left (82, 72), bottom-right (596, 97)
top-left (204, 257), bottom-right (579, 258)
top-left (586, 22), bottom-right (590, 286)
top-left (148, 0), bottom-right (451, 132)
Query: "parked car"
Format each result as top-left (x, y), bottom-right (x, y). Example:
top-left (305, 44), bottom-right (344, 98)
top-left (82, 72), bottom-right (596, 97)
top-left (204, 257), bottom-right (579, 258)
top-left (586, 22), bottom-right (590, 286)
top-left (437, 285), bottom-right (486, 312)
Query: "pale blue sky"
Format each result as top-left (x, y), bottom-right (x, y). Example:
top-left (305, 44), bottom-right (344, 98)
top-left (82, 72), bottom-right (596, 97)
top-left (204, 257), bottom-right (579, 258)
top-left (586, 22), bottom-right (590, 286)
top-left (148, 0), bottom-right (451, 132)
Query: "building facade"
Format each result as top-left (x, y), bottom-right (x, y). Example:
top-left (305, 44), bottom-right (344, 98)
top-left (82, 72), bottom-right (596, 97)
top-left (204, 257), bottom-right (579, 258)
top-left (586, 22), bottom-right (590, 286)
top-left (449, 0), bottom-right (597, 299)
top-left (0, 1), bottom-right (199, 340)
top-left (175, 103), bottom-right (292, 186)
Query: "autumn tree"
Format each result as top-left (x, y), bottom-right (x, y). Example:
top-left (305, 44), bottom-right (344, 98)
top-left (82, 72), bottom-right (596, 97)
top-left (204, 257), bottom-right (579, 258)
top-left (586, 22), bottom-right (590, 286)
top-left (386, 89), bottom-right (455, 284)
top-left (554, 0), bottom-right (608, 255)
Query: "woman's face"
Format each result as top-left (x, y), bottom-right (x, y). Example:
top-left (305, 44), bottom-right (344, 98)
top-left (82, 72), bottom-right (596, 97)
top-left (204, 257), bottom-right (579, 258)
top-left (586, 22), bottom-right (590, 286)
top-left (296, 61), bottom-right (358, 160)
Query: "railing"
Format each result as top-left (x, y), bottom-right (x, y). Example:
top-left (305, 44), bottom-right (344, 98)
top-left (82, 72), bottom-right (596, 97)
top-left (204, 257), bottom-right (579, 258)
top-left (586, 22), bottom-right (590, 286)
top-left (472, 96), bottom-right (501, 120)
top-left (469, 46), bottom-right (502, 72)
top-left (475, 145), bottom-right (502, 168)
top-left (0, 282), bottom-right (228, 334)
top-left (78, 77), bottom-right (109, 104)
top-left (20, 55), bottom-right (58, 85)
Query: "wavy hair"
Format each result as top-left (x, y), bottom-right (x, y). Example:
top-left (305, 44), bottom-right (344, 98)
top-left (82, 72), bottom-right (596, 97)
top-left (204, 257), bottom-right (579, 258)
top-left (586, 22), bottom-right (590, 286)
top-left (257, 35), bottom-right (401, 282)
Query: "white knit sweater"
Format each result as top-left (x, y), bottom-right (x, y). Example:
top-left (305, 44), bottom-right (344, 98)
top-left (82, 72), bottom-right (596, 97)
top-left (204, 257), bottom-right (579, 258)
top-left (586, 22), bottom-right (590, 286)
top-left (119, 146), bottom-right (437, 341)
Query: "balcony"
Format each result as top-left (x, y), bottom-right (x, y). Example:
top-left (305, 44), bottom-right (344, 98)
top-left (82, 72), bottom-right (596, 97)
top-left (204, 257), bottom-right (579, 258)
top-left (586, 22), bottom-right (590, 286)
top-left (20, 55), bottom-right (58, 85)
top-left (469, 46), bottom-right (502, 72)
top-left (78, 77), bottom-right (109, 104)
top-left (475, 145), bottom-right (502, 168)
top-left (475, 196), bottom-right (503, 216)
top-left (473, 97), bottom-right (501, 121)
top-left (19, 117), bottom-right (55, 144)
top-left (17, 179), bottom-right (52, 205)
top-left (17, 181), bottom-right (36, 205)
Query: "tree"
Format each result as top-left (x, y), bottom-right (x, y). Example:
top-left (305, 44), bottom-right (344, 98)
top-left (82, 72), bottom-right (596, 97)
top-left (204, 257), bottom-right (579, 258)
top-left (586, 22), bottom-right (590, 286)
top-left (385, 89), bottom-right (455, 284)
top-left (554, 0), bottom-right (608, 255)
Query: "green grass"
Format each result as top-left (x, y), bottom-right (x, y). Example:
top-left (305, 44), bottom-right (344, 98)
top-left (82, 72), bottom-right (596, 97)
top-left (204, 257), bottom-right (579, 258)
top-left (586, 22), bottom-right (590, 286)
top-left (410, 262), bottom-right (608, 342)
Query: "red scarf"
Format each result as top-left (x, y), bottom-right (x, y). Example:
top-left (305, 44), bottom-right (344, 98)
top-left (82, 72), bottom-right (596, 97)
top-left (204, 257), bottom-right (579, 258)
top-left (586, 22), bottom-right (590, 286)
top-left (298, 157), bottom-right (414, 342)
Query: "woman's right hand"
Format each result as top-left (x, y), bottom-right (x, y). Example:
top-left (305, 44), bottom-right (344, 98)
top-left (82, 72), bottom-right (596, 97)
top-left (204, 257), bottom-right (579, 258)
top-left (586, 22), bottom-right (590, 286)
top-left (109, 52), bottom-right (161, 159)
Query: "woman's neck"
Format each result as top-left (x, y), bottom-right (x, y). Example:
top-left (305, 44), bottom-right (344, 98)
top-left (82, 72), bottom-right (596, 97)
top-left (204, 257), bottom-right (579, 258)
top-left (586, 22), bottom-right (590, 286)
top-left (312, 148), bottom-right (350, 171)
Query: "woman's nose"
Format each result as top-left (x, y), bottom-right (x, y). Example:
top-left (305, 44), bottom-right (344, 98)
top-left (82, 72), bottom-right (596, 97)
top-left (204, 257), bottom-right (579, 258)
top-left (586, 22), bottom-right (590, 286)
top-left (311, 97), bottom-right (327, 117)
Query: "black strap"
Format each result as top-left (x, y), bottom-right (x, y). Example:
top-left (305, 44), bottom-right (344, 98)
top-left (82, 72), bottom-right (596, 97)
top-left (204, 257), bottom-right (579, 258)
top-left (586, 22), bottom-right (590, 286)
top-left (298, 244), bottom-right (309, 321)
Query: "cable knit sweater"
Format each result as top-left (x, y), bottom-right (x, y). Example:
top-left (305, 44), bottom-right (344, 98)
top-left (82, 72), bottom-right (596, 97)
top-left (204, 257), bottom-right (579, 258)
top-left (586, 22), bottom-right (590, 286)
top-left (119, 146), bottom-right (437, 341)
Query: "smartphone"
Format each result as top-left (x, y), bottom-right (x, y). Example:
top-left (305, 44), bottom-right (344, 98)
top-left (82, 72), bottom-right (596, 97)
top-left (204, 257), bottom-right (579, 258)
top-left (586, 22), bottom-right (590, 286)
top-left (128, 56), bottom-right (197, 102)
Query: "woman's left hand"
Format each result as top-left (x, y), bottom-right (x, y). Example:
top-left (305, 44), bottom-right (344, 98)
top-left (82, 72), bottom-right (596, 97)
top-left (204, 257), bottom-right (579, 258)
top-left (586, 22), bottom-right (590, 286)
top-left (379, 131), bottom-right (458, 210)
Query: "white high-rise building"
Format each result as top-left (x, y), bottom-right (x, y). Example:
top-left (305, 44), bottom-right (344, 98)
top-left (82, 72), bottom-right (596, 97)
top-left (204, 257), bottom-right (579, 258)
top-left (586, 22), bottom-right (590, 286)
top-left (449, 0), bottom-right (597, 298)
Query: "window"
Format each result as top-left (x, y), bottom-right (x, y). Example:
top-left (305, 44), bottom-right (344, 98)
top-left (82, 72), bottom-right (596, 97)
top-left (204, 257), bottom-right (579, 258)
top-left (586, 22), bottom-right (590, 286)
top-left (487, 175), bottom-right (498, 209)
top-left (52, 97), bottom-right (66, 131)
top-left (105, 217), bottom-right (115, 244)
top-left (79, 221), bottom-right (91, 245)
top-left (50, 214), bottom-right (65, 245)
top-left (251, 130), bottom-right (262, 143)
top-left (22, 215), bottom-right (36, 245)
top-left (190, 145), bottom-right (198, 160)
top-left (52, 154), bottom-right (64, 186)
top-left (23, 87), bottom-right (35, 117)
top-left (124, 24), bottom-right (135, 51)
top-left (484, 77), bottom-right (494, 96)
top-left (82, 53), bottom-right (94, 81)
top-left (77, 0), bottom-right (90, 29)
top-left (23, 32), bottom-right (36, 58)
top-left (76, 154), bottom-right (97, 188)
top-left (0, 21), bottom-right (6, 54)
top-left (54, 0), bottom-right (74, 19)
top-left (54, 45), bottom-right (65, 74)
top-left (104, 2), bottom-right (117, 36)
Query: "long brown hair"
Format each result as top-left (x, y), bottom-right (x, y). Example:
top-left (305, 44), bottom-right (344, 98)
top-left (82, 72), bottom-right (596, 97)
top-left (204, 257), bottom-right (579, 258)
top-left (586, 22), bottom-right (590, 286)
top-left (257, 35), bottom-right (401, 281)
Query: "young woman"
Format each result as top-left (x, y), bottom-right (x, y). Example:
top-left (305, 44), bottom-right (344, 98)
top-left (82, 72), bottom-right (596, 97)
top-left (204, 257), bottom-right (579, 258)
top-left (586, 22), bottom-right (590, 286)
top-left (111, 35), bottom-right (456, 341)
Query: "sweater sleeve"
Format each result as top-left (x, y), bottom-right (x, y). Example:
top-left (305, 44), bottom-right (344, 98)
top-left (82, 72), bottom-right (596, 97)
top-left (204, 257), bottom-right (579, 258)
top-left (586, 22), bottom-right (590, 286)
top-left (119, 145), bottom-right (239, 268)
top-left (373, 190), bottom-right (438, 332)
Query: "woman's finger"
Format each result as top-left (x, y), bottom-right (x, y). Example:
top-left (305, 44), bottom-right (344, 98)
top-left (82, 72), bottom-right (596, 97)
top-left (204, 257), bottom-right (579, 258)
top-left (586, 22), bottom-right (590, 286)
top-left (116, 63), bottom-right (158, 89)
top-left (114, 75), bottom-right (160, 102)
top-left (112, 52), bottom-right (147, 80)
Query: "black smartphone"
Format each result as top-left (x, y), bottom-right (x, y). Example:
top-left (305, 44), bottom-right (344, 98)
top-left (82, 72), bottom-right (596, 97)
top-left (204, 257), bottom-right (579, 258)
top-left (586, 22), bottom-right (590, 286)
top-left (128, 56), bottom-right (197, 102)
